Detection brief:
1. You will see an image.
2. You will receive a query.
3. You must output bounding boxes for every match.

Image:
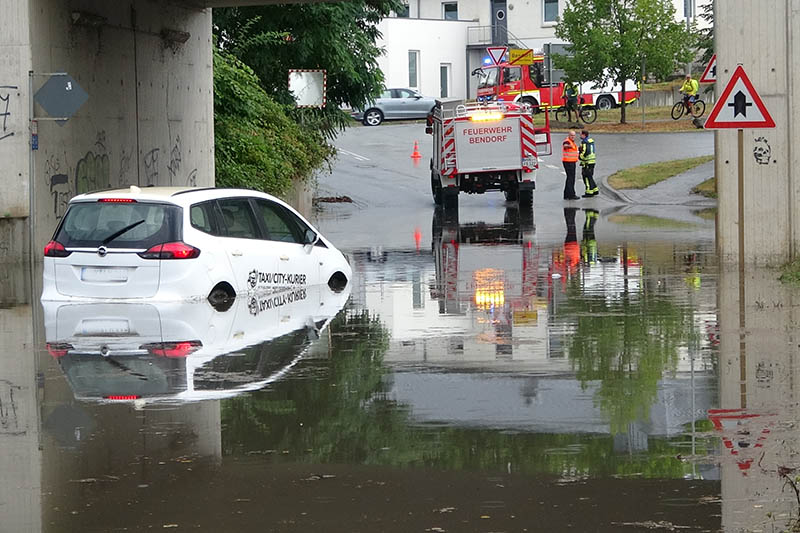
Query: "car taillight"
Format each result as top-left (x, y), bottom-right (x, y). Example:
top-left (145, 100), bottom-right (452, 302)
top-left (104, 395), bottom-right (141, 400)
top-left (141, 340), bottom-right (202, 358)
top-left (98, 198), bottom-right (137, 203)
top-left (46, 342), bottom-right (73, 358)
top-left (44, 240), bottom-right (72, 258)
top-left (138, 242), bottom-right (200, 260)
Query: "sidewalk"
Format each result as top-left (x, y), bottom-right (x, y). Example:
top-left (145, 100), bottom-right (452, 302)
top-left (601, 160), bottom-right (716, 206)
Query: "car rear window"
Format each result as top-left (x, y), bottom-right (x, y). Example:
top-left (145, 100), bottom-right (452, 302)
top-left (55, 201), bottom-right (182, 249)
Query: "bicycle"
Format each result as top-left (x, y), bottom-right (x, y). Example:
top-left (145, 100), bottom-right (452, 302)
top-left (554, 103), bottom-right (597, 124)
top-left (671, 95), bottom-right (705, 120)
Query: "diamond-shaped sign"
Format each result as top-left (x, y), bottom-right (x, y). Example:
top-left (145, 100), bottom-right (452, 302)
top-left (34, 74), bottom-right (88, 122)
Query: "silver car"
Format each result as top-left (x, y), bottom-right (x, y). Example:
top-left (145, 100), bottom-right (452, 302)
top-left (352, 88), bottom-right (437, 126)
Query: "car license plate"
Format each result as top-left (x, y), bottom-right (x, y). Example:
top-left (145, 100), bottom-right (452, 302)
top-left (78, 319), bottom-right (131, 335)
top-left (81, 267), bottom-right (129, 282)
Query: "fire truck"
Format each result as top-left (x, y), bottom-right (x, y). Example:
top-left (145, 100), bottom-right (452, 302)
top-left (475, 58), bottom-right (640, 112)
top-left (426, 98), bottom-right (551, 211)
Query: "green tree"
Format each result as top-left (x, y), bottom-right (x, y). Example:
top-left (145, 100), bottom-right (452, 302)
top-left (213, 47), bottom-right (332, 196)
top-left (555, 0), bottom-right (694, 123)
top-left (214, 0), bottom-right (401, 139)
top-left (696, 1), bottom-right (714, 65)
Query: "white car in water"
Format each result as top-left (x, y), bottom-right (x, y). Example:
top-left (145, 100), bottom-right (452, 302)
top-left (41, 186), bottom-right (351, 304)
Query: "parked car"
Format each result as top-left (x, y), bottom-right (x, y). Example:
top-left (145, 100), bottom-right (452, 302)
top-left (41, 186), bottom-right (352, 305)
top-left (352, 88), bottom-right (437, 126)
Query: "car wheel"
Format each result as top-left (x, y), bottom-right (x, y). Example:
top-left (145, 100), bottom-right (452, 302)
top-left (363, 109), bottom-right (383, 126)
top-left (596, 95), bottom-right (614, 111)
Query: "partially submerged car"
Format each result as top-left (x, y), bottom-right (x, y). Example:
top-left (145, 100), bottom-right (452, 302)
top-left (41, 186), bottom-right (352, 304)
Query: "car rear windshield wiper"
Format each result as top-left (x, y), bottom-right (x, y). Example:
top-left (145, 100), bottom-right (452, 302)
top-left (101, 219), bottom-right (145, 245)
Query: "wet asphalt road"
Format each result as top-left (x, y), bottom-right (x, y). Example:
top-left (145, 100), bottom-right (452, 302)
top-left (5, 122), bottom-right (800, 532)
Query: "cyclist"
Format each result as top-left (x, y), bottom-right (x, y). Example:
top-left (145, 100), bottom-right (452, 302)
top-left (680, 74), bottom-right (699, 114)
top-left (562, 80), bottom-right (580, 122)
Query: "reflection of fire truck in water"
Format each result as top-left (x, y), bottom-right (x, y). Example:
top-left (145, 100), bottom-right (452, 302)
top-left (475, 58), bottom-right (641, 111)
top-left (430, 208), bottom-right (548, 356)
top-left (426, 98), bottom-right (551, 212)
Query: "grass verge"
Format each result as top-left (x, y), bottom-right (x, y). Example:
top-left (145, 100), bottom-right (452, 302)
top-left (608, 155), bottom-right (714, 190)
top-left (608, 214), bottom-right (698, 230)
top-left (692, 177), bottom-right (717, 198)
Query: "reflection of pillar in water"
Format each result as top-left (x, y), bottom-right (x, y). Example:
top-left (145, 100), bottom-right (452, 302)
top-left (717, 265), bottom-right (800, 531)
top-left (0, 264), bottom-right (41, 532)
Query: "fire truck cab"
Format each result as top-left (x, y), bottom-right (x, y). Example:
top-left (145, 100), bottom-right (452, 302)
top-left (426, 98), bottom-right (551, 212)
top-left (475, 59), bottom-right (640, 112)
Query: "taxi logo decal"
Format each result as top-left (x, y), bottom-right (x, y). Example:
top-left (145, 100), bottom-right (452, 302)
top-left (248, 288), bottom-right (307, 316)
top-left (248, 269), bottom-right (307, 289)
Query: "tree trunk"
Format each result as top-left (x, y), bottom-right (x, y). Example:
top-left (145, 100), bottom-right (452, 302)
top-left (620, 79), bottom-right (627, 124)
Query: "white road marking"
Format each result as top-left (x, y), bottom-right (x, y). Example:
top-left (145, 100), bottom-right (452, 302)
top-left (545, 164), bottom-right (560, 170)
top-left (339, 149), bottom-right (370, 162)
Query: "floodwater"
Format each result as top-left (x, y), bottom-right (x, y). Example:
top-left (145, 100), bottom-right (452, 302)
top-left (3, 204), bottom-right (800, 532)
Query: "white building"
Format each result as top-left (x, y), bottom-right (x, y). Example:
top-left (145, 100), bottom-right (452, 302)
top-left (376, 0), bottom-right (712, 99)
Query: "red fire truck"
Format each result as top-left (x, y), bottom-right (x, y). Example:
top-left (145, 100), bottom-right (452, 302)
top-left (426, 98), bottom-right (551, 212)
top-left (475, 58), bottom-right (640, 111)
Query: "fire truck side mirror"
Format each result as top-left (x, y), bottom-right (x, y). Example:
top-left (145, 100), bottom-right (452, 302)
top-left (425, 126), bottom-right (433, 135)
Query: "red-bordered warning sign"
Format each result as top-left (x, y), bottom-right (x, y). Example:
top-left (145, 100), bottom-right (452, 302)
top-left (487, 46), bottom-right (508, 66)
top-left (699, 54), bottom-right (716, 83)
top-left (704, 65), bottom-right (775, 129)
top-left (708, 408), bottom-right (773, 474)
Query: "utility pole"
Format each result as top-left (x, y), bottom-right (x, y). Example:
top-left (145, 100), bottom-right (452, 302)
top-left (685, 0), bottom-right (694, 75)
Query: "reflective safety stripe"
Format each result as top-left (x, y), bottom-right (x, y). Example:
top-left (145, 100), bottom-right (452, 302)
top-left (580, 138), bottom-right (596, 164)
top-left (562, 138), bottom-right (578, 162)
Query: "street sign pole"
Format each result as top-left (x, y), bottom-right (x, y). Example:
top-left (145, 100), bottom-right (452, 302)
top-left (737, 126), bottom-right (746, 407)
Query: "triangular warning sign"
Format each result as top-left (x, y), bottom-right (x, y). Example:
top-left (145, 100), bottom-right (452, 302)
top-left (487, 46), bottom-right (507, 66)
top-left (700, 54), bottom-right (716, 83)
top-left (705, 65), bottom-right (775, 129)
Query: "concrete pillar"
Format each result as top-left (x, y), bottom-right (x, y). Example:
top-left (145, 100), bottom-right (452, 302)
top-left (715, 0), bottom-right (796, 265)
top-left (0, 0), bottom-right (214, 262)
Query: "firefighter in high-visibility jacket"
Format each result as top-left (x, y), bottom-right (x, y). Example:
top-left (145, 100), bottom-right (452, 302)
top-left (579, 129), bottom-right (599, 197)
top-left (562, 130), bottom-right (580, 200)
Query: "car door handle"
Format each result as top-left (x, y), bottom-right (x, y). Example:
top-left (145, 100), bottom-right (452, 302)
top-left (232, 250), bottom-right (243, 257)
top-left (280, 255), bottom-right (290, 261)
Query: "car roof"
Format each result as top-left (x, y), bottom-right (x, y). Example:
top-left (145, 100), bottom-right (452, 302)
top-left (70, 186), bottom-right (286, 207)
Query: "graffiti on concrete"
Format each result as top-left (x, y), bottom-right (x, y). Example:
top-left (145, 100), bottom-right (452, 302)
top-left (46, 153), bottom-right (71, 219)
top-left (0, 85), bottom-right (18, 142)
top-left (186, 168), bottom-right (198, 187)
top-left (76, 151), bottom-right (110, 194)
top-left (143, 148), bottom-right (159, 185)
top-left (753, 137), bottom-right (772, 165)
top-left (118, 147), bottom-right (133, 185)
top-left (167, 135), bottom-right (182, 184)
top-left (0, 379), bottom-right (24, 436)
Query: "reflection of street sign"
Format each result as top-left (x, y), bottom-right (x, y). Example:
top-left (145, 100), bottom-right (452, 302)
top-left (487, 46), bottom-right (507, 66)
top-left (33, 74), bottom-right (88, 122)
top-left (512, 310), bottom-right (538, 325)
top-left (699, 54), bottom-right (716, 83)
top-left (705, 65), bottom-right (775, 129)
top-left (708, 409), bottom-right (773, 474)
top-left (288, 69), bottom-right (327, 108)
top-left (509, 49), bottom-right (534, 65)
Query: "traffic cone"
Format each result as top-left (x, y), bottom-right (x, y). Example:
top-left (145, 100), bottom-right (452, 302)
top-left (410, 141), bottom-right (422, 159)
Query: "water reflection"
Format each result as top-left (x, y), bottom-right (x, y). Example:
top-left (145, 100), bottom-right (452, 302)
top-left (43, 284), bottom-right (351, 404)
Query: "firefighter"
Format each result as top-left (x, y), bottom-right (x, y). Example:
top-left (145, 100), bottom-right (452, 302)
top-left (579, 129), bottom-right (599, 197)
top-left (562, 130), bottom-right (580, 200)
top-left (562, 80), bottom-right (580, 123)
top-left (581, 208), bottom-right (598, 265)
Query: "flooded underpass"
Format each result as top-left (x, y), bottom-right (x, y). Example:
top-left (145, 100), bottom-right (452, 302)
top-left (5, 200), bottom-right (800, 532)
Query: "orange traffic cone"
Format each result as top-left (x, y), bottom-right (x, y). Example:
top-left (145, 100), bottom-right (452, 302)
top-left (410, 141), bottom-right (422, 159)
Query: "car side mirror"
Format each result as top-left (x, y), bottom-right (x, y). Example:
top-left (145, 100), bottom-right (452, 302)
top-left (303, 228), bottom-right (319, 246)
top-left (414, 94), bottom-right (422, 99)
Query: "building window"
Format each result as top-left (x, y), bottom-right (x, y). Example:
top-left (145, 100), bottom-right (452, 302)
top-left (543, 0), bottom-right (558, 23)
top-left (396, 2), bottom-right (410, 17)
top-left (408, 50), bottom-right (419, 88)
top-left (443, 2), bottom-right (458, 20)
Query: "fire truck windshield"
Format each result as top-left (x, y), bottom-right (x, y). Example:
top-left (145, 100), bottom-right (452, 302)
top-left (478, 68), bottom-right (499, 89)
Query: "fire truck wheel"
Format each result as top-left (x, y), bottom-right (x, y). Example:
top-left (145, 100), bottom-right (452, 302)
top-left (504, 188), bottom-right (518, 201)
top-left (519, 189), bottom-right (533, 207)
top-left (363, 109), bottom-right (384, 126)
top-left (520, 96), bottom-right (539, 114)
top-left (431, 174), bottom-right (443, 205)
top-left (444, 193), bottom-right (458, 211)
top-left (595, 95), bottom-right (614, 111)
